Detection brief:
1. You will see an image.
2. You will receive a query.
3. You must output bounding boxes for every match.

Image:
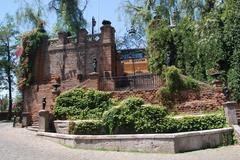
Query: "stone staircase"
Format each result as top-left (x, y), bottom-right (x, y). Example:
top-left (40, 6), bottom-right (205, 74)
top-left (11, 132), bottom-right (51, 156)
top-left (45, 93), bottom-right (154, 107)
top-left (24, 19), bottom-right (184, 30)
top-left (27, 119), bottom-right (39, 132)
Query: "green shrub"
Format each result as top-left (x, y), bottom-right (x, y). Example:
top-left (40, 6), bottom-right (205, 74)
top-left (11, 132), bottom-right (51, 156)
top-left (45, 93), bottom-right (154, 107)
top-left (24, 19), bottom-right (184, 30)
top-left (158, 66), bottom-right (199, 108)
top-left (171, 114), bottom-right (227, 132)
top-left (70, 120), bottom-right (105, 135)
top-left (158, 87), bottom-right (174, 108)
top-left (164, 66), bottom-right (185, 92)
top-left (184, 76), bottom-right (200, 91)
top-left (103, 97), bottom-right (226, 134)
top-left (54, 88), bottom-right (113, 120)
top-left (120, 97), bottom-right (144, 108)
top-left (102, 97), bottom-right (168, 134)
top-left (134, 105), bottom-right (168, 133)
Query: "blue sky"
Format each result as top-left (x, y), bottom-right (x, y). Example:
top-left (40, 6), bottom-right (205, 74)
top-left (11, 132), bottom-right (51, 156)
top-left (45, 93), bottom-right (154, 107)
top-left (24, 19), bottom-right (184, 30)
top-left (0, 0), bottom-right (126, 36)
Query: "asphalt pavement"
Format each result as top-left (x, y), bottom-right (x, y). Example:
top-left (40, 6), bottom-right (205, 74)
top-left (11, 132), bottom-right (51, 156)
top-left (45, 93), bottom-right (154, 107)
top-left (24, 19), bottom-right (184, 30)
top-left (0, 121), bottom-right (239, 160)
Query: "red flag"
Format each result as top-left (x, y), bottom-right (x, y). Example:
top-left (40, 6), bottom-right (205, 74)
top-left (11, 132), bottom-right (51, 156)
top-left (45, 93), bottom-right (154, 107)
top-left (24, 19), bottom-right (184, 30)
top-left (16, 45), bottom-right (23, 58)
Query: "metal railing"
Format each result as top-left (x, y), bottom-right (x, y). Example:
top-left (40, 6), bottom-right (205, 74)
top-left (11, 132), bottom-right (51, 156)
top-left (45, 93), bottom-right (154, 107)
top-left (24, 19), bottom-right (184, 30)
top-left (100, 74), bottom-right (160, 91)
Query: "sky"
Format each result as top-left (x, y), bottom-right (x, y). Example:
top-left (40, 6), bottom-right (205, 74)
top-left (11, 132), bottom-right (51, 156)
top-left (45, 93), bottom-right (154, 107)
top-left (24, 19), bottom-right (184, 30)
top-left (0, 0), bottom-right (126, 36)
top-left (0, 0), bottom-right (127, 97)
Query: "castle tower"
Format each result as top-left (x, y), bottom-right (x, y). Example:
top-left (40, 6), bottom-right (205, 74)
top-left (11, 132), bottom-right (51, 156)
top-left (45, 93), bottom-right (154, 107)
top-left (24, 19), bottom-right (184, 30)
top-left (100, 20), bottom-right (117, 78)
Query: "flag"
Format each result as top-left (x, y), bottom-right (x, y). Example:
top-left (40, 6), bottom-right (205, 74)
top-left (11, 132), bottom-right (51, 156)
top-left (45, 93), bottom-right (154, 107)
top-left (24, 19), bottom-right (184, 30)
top-left (16, 45), bottom-right (23, 58)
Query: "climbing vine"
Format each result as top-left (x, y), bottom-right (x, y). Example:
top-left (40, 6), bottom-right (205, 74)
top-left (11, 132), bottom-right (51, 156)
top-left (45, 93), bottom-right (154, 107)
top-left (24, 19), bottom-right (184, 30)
top-left (17, 26), bottom-right (48, 90)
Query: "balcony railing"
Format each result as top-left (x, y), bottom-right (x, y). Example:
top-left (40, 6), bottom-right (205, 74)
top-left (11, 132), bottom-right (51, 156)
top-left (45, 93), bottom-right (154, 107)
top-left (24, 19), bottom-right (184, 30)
top-left (100, 74), bottom-right (160, 91)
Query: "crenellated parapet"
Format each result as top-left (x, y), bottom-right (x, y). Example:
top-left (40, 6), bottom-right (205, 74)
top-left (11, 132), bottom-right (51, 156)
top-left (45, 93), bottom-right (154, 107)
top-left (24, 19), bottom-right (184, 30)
top-left (48, 30), bottom-right (102, 50)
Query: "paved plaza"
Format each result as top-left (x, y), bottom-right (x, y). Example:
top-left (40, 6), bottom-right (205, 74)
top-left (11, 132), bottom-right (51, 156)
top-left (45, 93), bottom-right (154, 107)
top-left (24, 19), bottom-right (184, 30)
top-left (0, 121), bottom-right (239, 160)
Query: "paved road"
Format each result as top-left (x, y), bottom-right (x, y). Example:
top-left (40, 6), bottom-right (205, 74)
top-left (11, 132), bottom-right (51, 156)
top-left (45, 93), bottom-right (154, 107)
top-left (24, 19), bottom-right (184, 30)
top-left (0, 121), bottom-right (240, 160)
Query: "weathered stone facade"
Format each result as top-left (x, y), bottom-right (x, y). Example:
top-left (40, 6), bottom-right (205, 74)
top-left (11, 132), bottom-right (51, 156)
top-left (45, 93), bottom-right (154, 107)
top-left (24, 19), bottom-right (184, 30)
top-left (23, 22), bottom-right (121, 124)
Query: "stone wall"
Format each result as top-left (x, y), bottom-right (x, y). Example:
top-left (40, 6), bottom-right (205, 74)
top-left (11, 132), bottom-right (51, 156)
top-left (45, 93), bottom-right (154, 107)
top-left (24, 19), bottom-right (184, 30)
top-left (111, 86), bottom-right (226, 114)
top-left (176, 87), bottom-right (225, 113)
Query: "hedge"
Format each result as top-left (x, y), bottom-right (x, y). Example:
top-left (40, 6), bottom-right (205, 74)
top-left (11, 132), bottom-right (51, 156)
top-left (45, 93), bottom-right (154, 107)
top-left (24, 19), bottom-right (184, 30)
top-left (70, 120), bottom-right (105, 135)
top-left (102, 97), bottom-right (227, 134)
top-left (54, 88), bottom-right (113, 120)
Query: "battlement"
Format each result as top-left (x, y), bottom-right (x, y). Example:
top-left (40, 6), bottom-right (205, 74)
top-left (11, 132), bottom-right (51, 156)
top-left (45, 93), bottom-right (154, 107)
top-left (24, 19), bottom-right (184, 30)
top-left (48, 33), bottom-right (102, 49)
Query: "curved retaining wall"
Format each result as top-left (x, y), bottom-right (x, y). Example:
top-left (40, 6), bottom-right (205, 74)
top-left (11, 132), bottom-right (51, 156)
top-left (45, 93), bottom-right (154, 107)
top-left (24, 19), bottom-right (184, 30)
top-left (37, 128), bottom-right (233, 153)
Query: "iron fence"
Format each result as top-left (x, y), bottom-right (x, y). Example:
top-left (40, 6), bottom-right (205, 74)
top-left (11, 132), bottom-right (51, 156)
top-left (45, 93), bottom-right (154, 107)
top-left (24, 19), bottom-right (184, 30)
top-left (100, 74), bottom-right (160, 91)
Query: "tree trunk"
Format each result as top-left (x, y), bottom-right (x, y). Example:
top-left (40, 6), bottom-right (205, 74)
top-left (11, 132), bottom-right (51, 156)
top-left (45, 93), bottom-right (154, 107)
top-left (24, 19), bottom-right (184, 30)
top-left (7, 43), bottom-right (12, 120)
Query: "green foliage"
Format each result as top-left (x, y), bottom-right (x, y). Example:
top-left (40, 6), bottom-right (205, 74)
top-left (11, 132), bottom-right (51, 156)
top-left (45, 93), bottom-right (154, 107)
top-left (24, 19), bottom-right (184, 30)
top-left (146, 0), bottom-right (240, 101)
top-left (0, 14), bottom-right (19, 117)
top-left (147, 19), bottom-right (174, 75)
top-left (49, 0), bottom-right (87, 35)
top-left (17, 29), bottom-right (48, 89)
top-left (158, 87), bottom-right (174, 108)
top-left (15, 1), bottom-right (45, 29)
top-left (102, 98), bottom-right (168, 134)
top-left (170, 114), bottom-right (227, 132)
top-left (163, 66), bottom-right (185, 92)
top-left (120, 97), bottom-right (144, 109)
top-left (54, 88), bottom-right (113, 120)
top-left (158, 66), bottom-right (199, 108)
top-left (224, 0), bottom-right (240, 101)
top-left (102, 97), bottom-right (226, 134)
top-left (70, 120), bottom-right (105, 135)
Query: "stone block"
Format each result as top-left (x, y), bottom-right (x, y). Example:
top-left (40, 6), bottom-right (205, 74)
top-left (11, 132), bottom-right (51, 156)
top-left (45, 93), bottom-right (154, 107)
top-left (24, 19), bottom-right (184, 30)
top-left (39, 110), bottom-right (50, 132)
top-left (224, 101), bottom-right (238, 125)
top-left (54, 120), bottom-right (73, 134)
top-left (22, 112), bottom-right (31, 127)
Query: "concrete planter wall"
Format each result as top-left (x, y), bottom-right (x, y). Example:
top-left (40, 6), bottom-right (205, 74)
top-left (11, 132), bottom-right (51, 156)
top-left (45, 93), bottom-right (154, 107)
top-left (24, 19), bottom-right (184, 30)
top-left (54, 120), bottom-right (75, 134)
top-left (38, 127), bottom-right (233, 153)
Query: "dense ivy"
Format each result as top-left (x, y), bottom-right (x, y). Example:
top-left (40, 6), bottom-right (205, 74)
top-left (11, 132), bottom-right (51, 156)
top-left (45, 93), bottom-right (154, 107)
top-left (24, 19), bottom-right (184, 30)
top-left (17, 27), bottom-right (48, 90)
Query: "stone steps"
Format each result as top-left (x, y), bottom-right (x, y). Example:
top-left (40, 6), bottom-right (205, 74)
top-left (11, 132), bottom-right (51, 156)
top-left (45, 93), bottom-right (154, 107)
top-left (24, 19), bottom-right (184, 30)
top-left (26, 125), bottom-right (39, 132)
top-left (236, 108), bottom-right (240, 125)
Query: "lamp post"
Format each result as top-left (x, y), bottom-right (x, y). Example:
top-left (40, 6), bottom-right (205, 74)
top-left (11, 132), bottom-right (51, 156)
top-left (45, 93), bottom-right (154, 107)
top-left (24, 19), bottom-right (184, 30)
top-left (92, 17), bottom-right (96, 35)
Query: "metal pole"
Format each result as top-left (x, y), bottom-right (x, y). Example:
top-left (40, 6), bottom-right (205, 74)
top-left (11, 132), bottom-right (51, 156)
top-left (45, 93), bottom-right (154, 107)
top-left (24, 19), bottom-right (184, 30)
top-left (132, 54), bottom-right (136, 88)
top-left (92, 17), bottom-right (96, 35)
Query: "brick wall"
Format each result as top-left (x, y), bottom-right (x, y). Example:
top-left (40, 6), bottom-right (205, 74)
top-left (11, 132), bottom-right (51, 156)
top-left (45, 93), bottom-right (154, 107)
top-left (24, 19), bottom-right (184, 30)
top-left (23, 22), bottom-right (119, 124)
top-left (111, 89), bottom-right (159, 104)
top-left (111, 86), bottom-right (226, 114)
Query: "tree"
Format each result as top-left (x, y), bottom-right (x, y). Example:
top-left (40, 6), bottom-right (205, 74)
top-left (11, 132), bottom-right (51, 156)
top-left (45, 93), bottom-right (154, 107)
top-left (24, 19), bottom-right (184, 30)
top-left (15, 0), bottom-right (45, 29)
top-left (224, 0), bottom-right (240, 101)
top-left (0, 14), bottom-right (19, 120)
top-left (116, 27), bottom-right (146, 50)
top-left (49, 0), bottom-right (87, 36)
